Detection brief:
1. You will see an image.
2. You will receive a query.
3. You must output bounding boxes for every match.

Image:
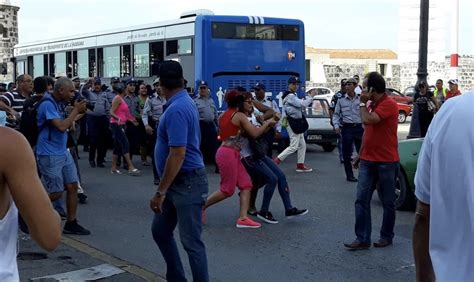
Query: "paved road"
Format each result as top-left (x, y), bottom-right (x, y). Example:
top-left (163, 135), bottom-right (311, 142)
top-left (19, 124), bottom-right (416, 281)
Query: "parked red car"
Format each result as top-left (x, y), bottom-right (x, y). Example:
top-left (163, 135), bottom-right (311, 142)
top-left (387, 88), bottom-right (413, 104)
top-left (397, 102), bottom-right (412, 123)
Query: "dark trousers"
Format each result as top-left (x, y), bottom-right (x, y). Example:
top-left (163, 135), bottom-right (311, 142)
top-left (199, 121), bottom-right (218, 166)
top-left (149, 120), bottom-right (160, 182)
top-left (341, 125), bottom-right (363, 179)
top-left (126, 121), bottom-right (140, 156)
top-left (87, 115), bottom-right (109, 163)
top-left (263, 128), bottom-right (275, 158)
top-left (419, 112), bottom-right (434, 137)
top-left (355, 160), bottom-right (398, 244)
top-left (151, 168), bottom-right (209, 282)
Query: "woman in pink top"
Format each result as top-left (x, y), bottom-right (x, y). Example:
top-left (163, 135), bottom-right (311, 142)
top-left (110, 82), bottom-right (140, 175)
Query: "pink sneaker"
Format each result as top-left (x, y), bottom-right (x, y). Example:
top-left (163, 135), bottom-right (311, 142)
top-left (236, 217), bottom-right (261, 229)
top-left (273, 157), bottom-right (282, 165)
top-left (296, 163), bottom-right (313, 172)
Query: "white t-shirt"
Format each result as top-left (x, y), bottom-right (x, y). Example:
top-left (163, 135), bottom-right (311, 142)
top-left (414, 92), bottom-right (474, 281)
top-left (0, 201), bottom-right (19, 281)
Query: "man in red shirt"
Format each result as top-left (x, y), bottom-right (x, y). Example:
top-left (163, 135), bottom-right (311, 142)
top-left (344, 72), bottom-right (399, 250)
top-left (445, 79), bottom-right (461, 100)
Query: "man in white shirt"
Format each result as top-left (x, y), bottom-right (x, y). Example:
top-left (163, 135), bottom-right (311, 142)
top-left (413, 91), bottom-right (474, 281)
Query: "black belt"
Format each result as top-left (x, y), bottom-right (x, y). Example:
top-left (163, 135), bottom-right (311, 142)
top-left (342, 123), bottom-right (362, 127)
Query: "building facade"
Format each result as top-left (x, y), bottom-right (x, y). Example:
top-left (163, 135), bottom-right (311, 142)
top-left (0, 0), bottom-right (19, 83)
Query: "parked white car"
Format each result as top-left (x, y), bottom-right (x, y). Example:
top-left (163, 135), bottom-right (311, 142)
top-left (305, 97), bottom-right (338, 152)
top-left (306, 87), bottom-right (334, 104)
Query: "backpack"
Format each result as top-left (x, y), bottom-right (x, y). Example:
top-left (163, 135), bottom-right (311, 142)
top-left (19, 96), bottom-right (56, 147)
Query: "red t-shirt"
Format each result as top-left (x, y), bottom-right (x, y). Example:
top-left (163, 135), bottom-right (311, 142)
top-left (446, 89), bottom-right (461, 100)
top-left (360, 95), bottom-right (399, 162)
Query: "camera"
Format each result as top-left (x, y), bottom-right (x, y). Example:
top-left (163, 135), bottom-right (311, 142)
top-left (72, 96), bottom-right (95, 111)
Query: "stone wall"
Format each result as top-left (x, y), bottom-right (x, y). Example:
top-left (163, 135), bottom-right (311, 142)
top-left (308, 57), bottom-right (474, 94)
top-left (399, 56), bottom-right (474, 91)
top-left (308, 63), bottom-right (401, 92)
top-left (0, 4), bottom-right (19, 83)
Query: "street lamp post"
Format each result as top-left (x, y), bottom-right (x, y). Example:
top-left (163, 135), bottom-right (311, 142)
top-left (407, 0), bottom-right (429, 139)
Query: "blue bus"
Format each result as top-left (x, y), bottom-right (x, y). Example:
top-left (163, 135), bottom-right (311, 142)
top-left (13, 10), bottom-right (305, 109)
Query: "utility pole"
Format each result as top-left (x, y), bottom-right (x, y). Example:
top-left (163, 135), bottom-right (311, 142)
top-left (450, 0), bottom-right (459, 79)
top-left (407, 0), bottom-right (429, 139)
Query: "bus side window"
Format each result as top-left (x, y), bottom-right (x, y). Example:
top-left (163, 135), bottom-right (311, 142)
top-left (166, 40), bottom-right (178, 56)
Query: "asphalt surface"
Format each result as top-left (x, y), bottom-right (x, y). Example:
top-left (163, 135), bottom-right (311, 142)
top-left (19, 122), bottom-right (416, 281)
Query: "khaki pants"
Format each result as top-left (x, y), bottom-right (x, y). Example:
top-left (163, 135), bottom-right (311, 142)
top-left (277, 125), bottom-right (306, 164)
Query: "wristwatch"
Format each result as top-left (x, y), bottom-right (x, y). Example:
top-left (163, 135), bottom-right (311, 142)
top-left (155, 190), bottom-right (166, 198)
top-left (359, 102), bottom-right (366, 107)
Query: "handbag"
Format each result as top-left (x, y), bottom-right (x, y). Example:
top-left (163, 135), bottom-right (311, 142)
top-left (284, 100), bottom-right (309, 134)
top-left (285, 110), bottom-right (309, 134)
top-left (248, 136), bottom-right (269, 159)
top-left (427, 99), bottom-right (436, 113)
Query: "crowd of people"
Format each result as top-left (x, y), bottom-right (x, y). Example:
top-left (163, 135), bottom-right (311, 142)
top-left (0, 61), bottom-right (469, 281)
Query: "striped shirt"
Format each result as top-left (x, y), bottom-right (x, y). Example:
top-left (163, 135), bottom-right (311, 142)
top-left (0, 92), bottom-right (27, 113)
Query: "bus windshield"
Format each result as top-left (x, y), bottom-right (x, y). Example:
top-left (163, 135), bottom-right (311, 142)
top-left (211, 22), bottom-right (299, 41)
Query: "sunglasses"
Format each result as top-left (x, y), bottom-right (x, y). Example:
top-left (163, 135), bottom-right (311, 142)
top-left (199, 86), bottom-right (207, 89)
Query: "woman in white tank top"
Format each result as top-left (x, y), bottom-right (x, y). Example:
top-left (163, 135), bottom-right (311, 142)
top-left (0, 201), bottom-right (19, 281)
top-left (0, 127), bottom-right (62, 281)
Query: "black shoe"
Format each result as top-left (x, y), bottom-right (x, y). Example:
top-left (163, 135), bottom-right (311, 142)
top-left (97, 162), bottom-right (105, 168)
top-left (55, 206), bottom-right (67, 220)
top-left (89, 160), bottom-right (96, 168)
top-left (257, 211), bottom-right (278, 224)
top-left (344, 239), bottom-right (370, 250)
top-left (83, 146), bottom-right (89, 152)
top-left (247, 209), bottom-right (258, 216)
top-left (153, 179), bottom-right (160, 185)
top-left (285, 207), bottom-right (308, 218)
top-left (347, 177), bottom-right (358, 182)
top-left (373, 238), bottom-right (393, 248)
top-left (78, 193), bottom-right (88, 204)
top-left (63, 219), bottom-right (91, 235)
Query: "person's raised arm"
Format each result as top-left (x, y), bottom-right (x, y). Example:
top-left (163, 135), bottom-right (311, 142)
top-left (233, 112), bottom-right (276, 138)
top-left (1, 128), bottom-right (60, 251)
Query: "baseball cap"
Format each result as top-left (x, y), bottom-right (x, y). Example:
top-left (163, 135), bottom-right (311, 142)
top-left (288, 76), bottom-right (300, 84)
top-left (152, 77), bottom-right (160, 85)
top-left (110, 77), bottom-right (120, 83)
top-left (93, 77), bottom-right (101, 84)
top-left (353, 74), bottom-right (360, 80)
top-left (252, 82), bottom-right (266, 91)
top-left (158, 60), bottom-right (183, 80)
top-left (448, 79), bottom-right (458, 85)
top-left (345, 78), bottom-right (358, 85)
top-left (71, 76), bottom-right (80, 82)
top-left (122, 77), bottom-right (136, 85)
top-left (198, 80), bottom-right (208, 87)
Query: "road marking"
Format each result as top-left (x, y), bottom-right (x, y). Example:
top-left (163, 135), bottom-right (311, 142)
top-left (31, 263), bottom-right (124, 281)
top-left (61, 236), bottom-right (166, 281)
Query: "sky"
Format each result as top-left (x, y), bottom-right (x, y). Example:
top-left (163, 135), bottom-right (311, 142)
top-left (9, 0), bottom-right (474, 55)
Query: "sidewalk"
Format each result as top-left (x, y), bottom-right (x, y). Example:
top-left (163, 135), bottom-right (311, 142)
top-left (18, 233), bottom-right (163, 282)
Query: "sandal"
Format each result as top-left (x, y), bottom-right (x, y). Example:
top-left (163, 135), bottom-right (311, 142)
top-left (111, 169), bottom-right (122, 175)
top-left (128, 168), bottom-right (141, 176)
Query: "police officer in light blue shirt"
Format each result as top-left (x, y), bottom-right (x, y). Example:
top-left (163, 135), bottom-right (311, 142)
top-left (142, 77), bottom-right (167, 184)
top-left (194, 80), bottom-right (219, 172)
top-left (332, 78), bottom-right (363, 182)
top-left (82, 77), bottom-right (110, 168)
top-left (252, 82), bottom-right (281, 157)
top-left (330, 78), bottom-right (347, 163)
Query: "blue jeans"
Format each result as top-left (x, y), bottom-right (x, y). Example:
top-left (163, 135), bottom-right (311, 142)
top-left (355, 160), bottom-right (398, 244)
top-left (151, 168), bottom-right (209, 282)
top-left (243, 156), bottom-right (292, 212)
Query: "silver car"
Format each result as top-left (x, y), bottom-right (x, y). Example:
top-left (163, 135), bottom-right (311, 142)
top-left (305, 97), bottom-right (338, 152)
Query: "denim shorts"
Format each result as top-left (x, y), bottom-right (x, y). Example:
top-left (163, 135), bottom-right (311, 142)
top-left (37, 153), bottom-right (79, 194)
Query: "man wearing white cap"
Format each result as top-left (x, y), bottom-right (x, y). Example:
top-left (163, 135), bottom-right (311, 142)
top-left (446, 79), bottom-right (461, 100)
